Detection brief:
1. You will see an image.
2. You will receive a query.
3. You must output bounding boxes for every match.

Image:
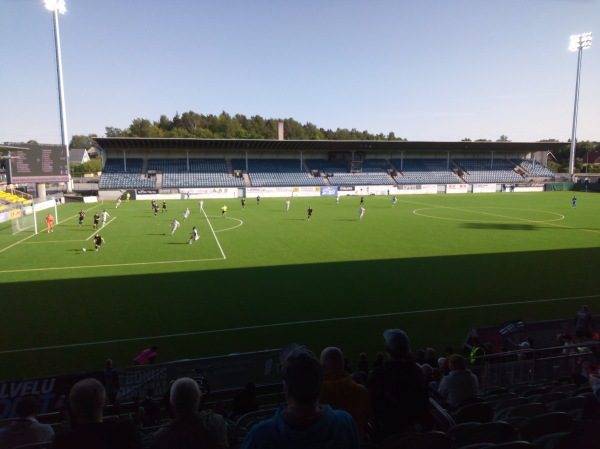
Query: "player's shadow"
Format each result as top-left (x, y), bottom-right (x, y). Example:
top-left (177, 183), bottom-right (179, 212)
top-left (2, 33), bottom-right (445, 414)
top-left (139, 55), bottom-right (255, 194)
top-left (166, 242), bottom-right (192, 245)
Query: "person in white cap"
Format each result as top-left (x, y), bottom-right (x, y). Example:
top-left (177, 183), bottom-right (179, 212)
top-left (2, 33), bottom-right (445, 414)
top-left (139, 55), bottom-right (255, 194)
top-left (365, 329), bottom-right (429, 442)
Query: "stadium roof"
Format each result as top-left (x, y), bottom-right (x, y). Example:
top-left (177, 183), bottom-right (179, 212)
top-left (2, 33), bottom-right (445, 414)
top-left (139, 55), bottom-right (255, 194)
top-left (92, 138), bottom-right (566, 154)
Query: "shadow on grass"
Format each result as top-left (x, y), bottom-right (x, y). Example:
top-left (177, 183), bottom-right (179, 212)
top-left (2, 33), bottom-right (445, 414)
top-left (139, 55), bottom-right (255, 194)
top-left (1, 247), bottom-right (599, 380)
top-left (462, 223), bottom-right (538, 231)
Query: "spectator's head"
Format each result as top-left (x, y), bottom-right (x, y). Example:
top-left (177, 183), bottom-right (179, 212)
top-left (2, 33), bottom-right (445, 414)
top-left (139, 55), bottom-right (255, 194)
top-left (15, 395), bottom-right (40, 419)
top-left (448, 354), bottom-right (467, 371)
top-left (420, 363), bottom-right (433, 380)
top-left (383, 329), bottom-right (410, 359)
top-left (320, 346), bottom-right (345, 373)
top-left (69, 378), bottom-right (106, 424)
top-left (282, 346), bottom-right (322, 407)
top-left (582, 305), bottom-right (589, 312)
top-left (105, 358), bottom-right (113, 369)
top-left (170, 377), bottom-right (201, 416)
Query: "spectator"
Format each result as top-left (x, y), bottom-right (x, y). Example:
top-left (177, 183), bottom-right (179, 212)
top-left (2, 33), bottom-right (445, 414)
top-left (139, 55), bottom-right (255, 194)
top-left (320, 346), bottom-right (371, 442)
top-left (429, 368), bottom-right (443, 392)
top-left (420, 363), bottom-right (433, 385)
top-left (242, 345), bottom-right (359, 449)
top-left (437, 354), bottom-right (479, 409)
top-left (52, 378), bottom-right (141, 449)
top-left (134, 346), bottom-right (158, 365)
top-left (414, 349), bottom-right (426, 365)
top-left (557, 333), bottom-right (576, 355)
top-left (372, 351), bottom-right (385, 370)
top-left (140, 388), bottom-right (160, 427)
top-left (231, 382), bottom-right (259, 419)
top-left (466, 336), bottom-right (485, 366)
top-left (573, 347), bottom-right (598, 386)
top-left (424, 348), bottom-right (437, 368)
top-left (0, 395), bottom-right (54, 449)
top-left (149, 377), bottom-right (228, 449)
top-left (101, 358), bottom-right (120, 405)
top-left (366, 329), bottom-right (429, 442)
top-left (357, 352), bottom-right (369, 376)
top-left (440, 346), bottom-right (454, 375)
top-left (575, 305), bottom-right (595, 342)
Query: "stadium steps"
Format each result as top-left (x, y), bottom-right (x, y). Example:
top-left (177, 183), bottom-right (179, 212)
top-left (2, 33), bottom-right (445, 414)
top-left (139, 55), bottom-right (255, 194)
top-left (242, 173), bottom-right (251, 187)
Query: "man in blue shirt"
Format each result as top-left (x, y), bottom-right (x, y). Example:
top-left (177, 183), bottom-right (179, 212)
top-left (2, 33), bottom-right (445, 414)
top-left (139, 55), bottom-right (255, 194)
top-left (242, 346), bottom-right (359, 449)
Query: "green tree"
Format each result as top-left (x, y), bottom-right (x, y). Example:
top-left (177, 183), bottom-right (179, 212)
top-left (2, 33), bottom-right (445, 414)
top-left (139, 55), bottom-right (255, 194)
top-left (70, 134), bottom-right (97, 149)
top-left (105, 127), bottom-right (125, 137)
top-left (70, 158), bottom-right (102, 176)
top-left (128, 118), bottom-right (162, 137)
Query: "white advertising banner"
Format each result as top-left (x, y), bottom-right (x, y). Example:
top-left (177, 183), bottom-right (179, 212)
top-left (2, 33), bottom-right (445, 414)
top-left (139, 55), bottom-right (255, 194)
top-left (446, 184), bottom-right (469, 194)
top-left (514, 186), bottom-right (544, 192)
top-left (472, 184), bottom-right (497, 193)
top-left (395, 184), bottom-right (438, 195)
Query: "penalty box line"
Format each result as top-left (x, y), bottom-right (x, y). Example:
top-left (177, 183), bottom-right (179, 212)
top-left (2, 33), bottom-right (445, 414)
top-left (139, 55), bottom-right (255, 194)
top-left (0, 293), bottom-right (597, 355)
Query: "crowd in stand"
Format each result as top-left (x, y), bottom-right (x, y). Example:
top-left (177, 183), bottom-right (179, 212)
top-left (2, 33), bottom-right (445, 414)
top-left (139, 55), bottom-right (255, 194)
top-left (1, 310), bottom-right (600, 448)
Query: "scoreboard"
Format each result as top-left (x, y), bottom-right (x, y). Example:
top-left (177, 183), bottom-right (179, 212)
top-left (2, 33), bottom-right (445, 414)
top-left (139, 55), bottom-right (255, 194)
top-left (5, 143), bottom-right (69, 183)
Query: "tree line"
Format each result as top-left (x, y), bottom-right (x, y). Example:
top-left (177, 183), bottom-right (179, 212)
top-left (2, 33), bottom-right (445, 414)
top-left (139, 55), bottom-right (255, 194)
top-left (102, 111), bottom-right (407, 142)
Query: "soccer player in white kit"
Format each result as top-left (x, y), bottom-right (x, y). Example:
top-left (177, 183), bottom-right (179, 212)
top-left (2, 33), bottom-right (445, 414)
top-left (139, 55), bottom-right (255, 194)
top-left (101, 210), bottom-right (110, 227)
top-left (171, 219), bottom-right (180, 236)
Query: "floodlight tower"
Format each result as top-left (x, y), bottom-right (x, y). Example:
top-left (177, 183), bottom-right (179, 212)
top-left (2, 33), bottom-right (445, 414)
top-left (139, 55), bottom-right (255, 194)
top-left (44, 0), bottom-right (72, 192)
top-left (568, 32), bottom-right (592, 182)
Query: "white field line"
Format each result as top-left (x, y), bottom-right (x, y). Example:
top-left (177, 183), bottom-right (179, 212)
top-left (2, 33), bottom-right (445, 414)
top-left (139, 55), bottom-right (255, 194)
top-left (0, 257), bottom-right (226, 274)
top-left (202, 209), bottom-right (227, 260)
top-left (0, 293), bottom-right (597, 355)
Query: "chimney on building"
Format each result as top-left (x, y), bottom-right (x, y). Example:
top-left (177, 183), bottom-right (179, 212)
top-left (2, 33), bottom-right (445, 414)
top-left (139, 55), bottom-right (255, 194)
top-left (278, 121), bottom-right (284, 141)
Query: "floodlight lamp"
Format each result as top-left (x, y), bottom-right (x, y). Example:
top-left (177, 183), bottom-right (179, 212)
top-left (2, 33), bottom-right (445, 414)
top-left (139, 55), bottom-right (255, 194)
top-left (569, 32), bottom-right (593, 51)
top-left (44, 0), bottom-right (66, 14)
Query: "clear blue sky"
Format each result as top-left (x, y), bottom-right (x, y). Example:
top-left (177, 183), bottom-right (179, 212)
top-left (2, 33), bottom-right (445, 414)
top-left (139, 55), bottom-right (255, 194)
top-left (1, 0), bottom-right (598, 144)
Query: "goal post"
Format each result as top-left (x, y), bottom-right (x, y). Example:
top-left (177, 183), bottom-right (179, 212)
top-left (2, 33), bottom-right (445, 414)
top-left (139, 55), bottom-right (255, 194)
top-left (10, 199), bottom-right (58, 235)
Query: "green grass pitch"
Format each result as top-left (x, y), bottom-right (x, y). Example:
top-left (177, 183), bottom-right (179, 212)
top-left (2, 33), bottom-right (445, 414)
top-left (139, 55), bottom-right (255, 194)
top-left (0, 191), bottom-right (598, 381)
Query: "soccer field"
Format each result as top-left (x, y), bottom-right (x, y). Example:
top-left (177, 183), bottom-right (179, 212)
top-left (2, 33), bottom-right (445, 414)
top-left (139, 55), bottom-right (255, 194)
top-left (0, 191), bottom-right (599, 381)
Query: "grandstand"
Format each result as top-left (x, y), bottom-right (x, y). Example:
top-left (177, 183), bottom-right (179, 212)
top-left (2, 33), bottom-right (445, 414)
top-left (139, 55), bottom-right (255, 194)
top-left (91, 138), bottom-right (564, 191)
